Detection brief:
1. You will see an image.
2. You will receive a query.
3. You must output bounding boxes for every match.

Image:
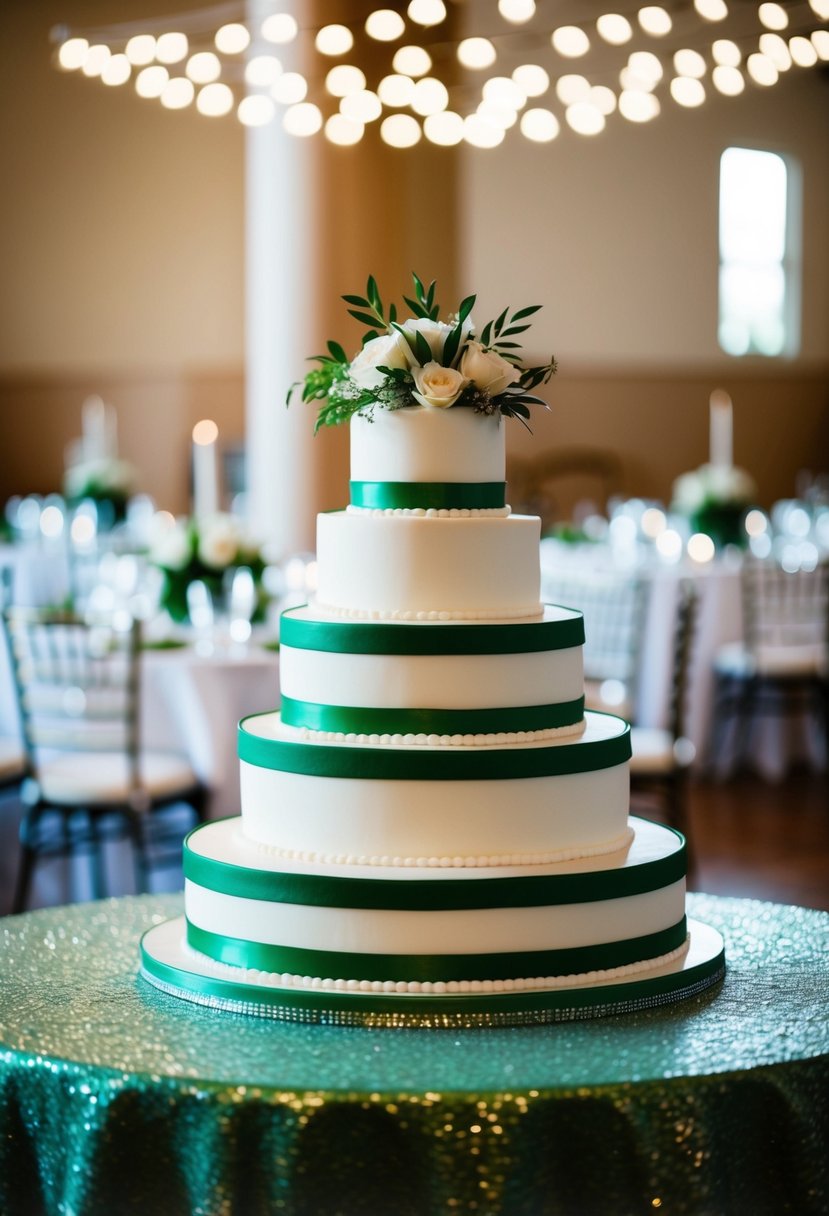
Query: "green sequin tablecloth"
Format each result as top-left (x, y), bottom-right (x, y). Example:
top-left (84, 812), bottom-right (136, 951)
top-left (0, 894), bottom-right (827, 1216)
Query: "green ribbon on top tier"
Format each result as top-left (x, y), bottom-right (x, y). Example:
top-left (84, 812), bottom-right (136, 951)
top-left (280, 695), bottom-right (585, 737)
top-left (238, 711), bottom-right (631, 780)
top-left (350, 481), bottom-right (506, 511)
top-left (280, 606), bottom-right (585, 655)
top-left (183, 825), bottom-right (686, 909)
top-left (185, 917), bottom-right (688, 983)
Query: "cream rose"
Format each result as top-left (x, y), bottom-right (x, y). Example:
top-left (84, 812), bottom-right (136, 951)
top-left (460, 341), bottom-right (520, 397)
top-left (150, 520), bottom-right (191, 571)
top-left (198, 513), bottom-right (243, 569)
top-left (411, 361), bottom-right (468, 409)
top-left (399, 317), bottom-right (454, 364)
top-left (348, 332), bottom-right (410, 390)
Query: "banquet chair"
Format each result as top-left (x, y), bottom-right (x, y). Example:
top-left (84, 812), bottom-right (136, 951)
top-left (1, 591), bottom-right (207, 913)
top-left (708, 557), bottom-right (828, 779)
top-left (629, 580), bottom-right (698, 868)
top-left (509, 448), bottom-right (623, 531)
top-left (543, 569), bottom-right (648, 722)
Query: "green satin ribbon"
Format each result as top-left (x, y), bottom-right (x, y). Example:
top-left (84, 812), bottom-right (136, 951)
top-left (350, 481), bottom-right (506, 510)
top-left (238, 712), bottom-right (631, 780)
top-left (183, 826), bottom-right (685, 909)
top-left (279, 695), bottom-right (585, 737)
top-left (279, 605), bottom-right (585, 655)
top-left (184, 918), bottom-right (689, 983)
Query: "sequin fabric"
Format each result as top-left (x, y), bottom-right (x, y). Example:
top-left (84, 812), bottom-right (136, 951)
top-left (0, 893), bottom-right (827, 1215)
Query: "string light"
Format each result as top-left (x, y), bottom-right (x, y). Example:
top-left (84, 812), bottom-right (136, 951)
top-left (52, 0), bottom-right (829, 144)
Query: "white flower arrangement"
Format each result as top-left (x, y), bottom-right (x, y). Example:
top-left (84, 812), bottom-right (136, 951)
top-left (149, 513), bottom-right (266, 623)
top-left (64, 456), bottom-right (136, 502)
top-left (289, 273), bottom-right (557, 432)
top-left (672, 464), bottom-right (757, 513)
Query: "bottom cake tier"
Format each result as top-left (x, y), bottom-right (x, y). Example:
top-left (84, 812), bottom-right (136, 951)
top-left (140, 817), bottom-right (726, 1026)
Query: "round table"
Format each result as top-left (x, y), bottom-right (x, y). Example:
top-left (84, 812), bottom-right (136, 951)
top-left (0, 893), bottom-right (826, 1216)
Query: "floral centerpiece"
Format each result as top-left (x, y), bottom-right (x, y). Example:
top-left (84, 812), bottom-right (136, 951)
top-left (289, 273), bottom-right (556, 431)
top-left (672, 464), bottom-right (757, 549)
top-left (63, 457), bottom-right (136, 525)
top-left (149, 513), bottom-right (267, 623)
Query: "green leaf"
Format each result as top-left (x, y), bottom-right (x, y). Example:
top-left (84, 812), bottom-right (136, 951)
top-left (327, 340), bottom-right (348, 363)
top-left (413, 329), bottom-right (433, 365)
top-left (442, 325), bottom-right (461, 368)
top-left (362, 330), bottom-right (379, 346)
top-left (493, 307), bottom-right (509, 336)
top-left (412, 271), bottom-right (426, 302)
top-left (493, 341), bottom-right (523, 349)
top-left (348, 309), bottom-right (381, 328)
top-left (479, 321), bottom-right (493, 347)
top-left (389, 302), bottom-right (397, 325)
top-left (510, 304), bottom-right (542, 321)
top-left (502, 324), bottom-right (531, 336)
top-left (367, 275), bottom-right (379, 308)
top-left (403, 294), bottom-right (430, 319)
top-left (342, 294), bottom-right (369, 308)
top-left (457, 294), bottom-right (476, 323)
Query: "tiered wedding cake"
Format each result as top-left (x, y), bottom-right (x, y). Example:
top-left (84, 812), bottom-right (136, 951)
top-left (142, 408), bottom-right (725, 1026)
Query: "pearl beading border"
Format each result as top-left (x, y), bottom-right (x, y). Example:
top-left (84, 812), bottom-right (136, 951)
top-left (346, 506), bottom-right (512, 518)
top-left (290, 719), bottom-right (587, 749)
top-left (311, 599), bottom-right (545, 622)
top-left (182, 934), bottom-right (691, 996)
top-left (243, 824), bottom-right (635, 870)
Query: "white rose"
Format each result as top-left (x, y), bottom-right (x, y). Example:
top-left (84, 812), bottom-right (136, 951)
top-left (706, 464), bottom-right (756, 504)
top-left (151, 521), bottom-right (191, 571)
top-left (198, 513), bottom-right (243, 569)
top-left (349, 332), bottom-right (411, 390)
top-left (399, 318), bottom-right (454, 364)
top-left (460, 341), bottom-right (520, 397)
top-left (411, 362), bottom-right (468, 409)
top-left (671, 472), bottom-right (705, 513)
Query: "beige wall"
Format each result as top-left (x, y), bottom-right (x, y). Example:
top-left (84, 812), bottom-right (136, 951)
top-left (1, 1), bottom-right (826, 519)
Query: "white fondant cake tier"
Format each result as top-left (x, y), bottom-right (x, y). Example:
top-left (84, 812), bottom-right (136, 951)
top-left (315, 511), bottom-right (542, 618)
top-left (350, 406), bottom-right (504, 485)
top-left (180, 816), bottom-right (687, 986)
top-left (278, 602), bottom-right (585, 730)
top-left (238, 710), bottom-right (631, 864)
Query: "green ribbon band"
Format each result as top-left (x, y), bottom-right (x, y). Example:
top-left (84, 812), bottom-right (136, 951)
top-left (239, 712), bottom-right (631, 781)
top-left (350, 481), bottom-right (506, 510)
top-left (184, 918), bottom-right (688, 983)
top-left (279, 695), bottom-right (585, 737)
top-left (184, 827), bottom-right (685, 909)
top-left (279, 605), bottom-right (584, 655)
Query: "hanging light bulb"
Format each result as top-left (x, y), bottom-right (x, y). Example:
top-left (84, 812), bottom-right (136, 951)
top-left (712, 39), bottom-right (741, 66)
top-left (58, 38), bottom-right (89, 70)
top-left (789, 36), bottom-right (818, 67)
top-left (758, 3), bottom-right (788, 30)
top-left (160, 77), bottom-right (194, 109)
top-left (341, 90), bottom-right (382, 122)
top-left (627, 51), bottom-right (664, 84)
top-left (261, 14), bottom-right (298, 44)
top-left (498, 0), bottom-right (536, 23)
top-left (551, 26), bottom-right (590, 57)
top-left (596, 14), bottom-right (632, 44)
top-left (591, 85), bottom-right (617, 114)
top-left (325, 114), bottom-right (364, 144)
top-left (463, 114), bottom-right (505, 147)
top-left (746, 52), bottom-right (778, 84)
top-left (556, 74), bottom-right (591, 104)
top-left (316, 25), bottom-right (353, 56)
top-left (365, 10), bottom-right (406, 41)
top-left (393, 46), bottom-right (432, 77)
top-left (271, 72), bottom-right (307, 105)
top-left (246, 56), bottom-right (282, 87)
top-left (809, 0), bottom-right (829, 17)
top-left (156, 33), bottom-right (188, 64)
top-left (326, 65), bottom-right (367, 98)
top-left (125, 34), bottom-right (156, 65)
top-left (186, 52), bottom-right (221, 84)
top-left (638, 7), bottom-right (672, 36)
top-left (238, 95), bottom-right (275, 126)
top-left (378, 74), bottom-right (415, 106)
top-left (477, 100), bottom-right (518, 129)
top-left (458, 38), bottom-right (497, 69)
top-left (197, 82), bottom-right (234, 116)
top-left (483, 76), bottom-right (526, 108)
top-left (520, 107), bottom-right (560, 141)
top-left (101, 54), bottom-right (131, 86)
top-left (380, 113), bottom-right (422, 146)
top-left (424, 110), bottom-right (465, 144)
top-left (812, 30), bottom-right (829, 59)
top-left (673, 49), bottom-right (707, 77)
top-left (712, 64), bottom-right (745, 93)
top-left (82, 45), bottom-right (111, 77)
top-left (512, 64), bottom-right (549, 96)
top-left (135, 65), bottom-right (168, 97)
top-left (618, 90), bottom-right (660, 121)
top-left (565, 102), bottom-right (605, 135)
top-left (215, 23), bottom-right (250, 54)
top-left (670, 77), bottom-right (706, 105)
top-left (759, 34), bottom-right (791, 70)
top-left (694, 0), bottom-right (728, 18)
top-left (407, 0), bottom-right (447, 26)
top-left (283, 102), bottom-right (323, 136)
top-left (411, 77), bottom-right (449, 114)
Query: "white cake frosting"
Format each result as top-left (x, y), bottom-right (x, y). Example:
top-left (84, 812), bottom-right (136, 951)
top-left (350, 405), bottom-right (505, 485)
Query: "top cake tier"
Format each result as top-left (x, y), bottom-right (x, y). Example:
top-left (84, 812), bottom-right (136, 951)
top-left (350, 405), bottom-right (506, 511)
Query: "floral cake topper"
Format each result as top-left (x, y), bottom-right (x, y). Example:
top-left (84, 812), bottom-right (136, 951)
top-left (289, 274), bottom-right (557, 433)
